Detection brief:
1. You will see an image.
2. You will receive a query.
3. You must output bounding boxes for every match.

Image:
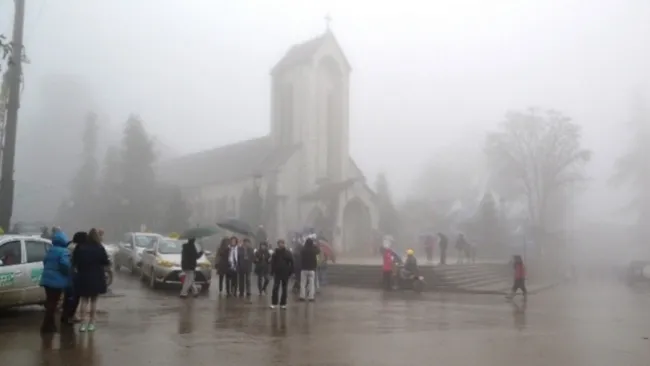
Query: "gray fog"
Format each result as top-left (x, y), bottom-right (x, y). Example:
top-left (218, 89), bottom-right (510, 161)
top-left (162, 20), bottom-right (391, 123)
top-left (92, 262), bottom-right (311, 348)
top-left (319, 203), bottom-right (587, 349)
top-left (1, 0), bottom-right (650, 262)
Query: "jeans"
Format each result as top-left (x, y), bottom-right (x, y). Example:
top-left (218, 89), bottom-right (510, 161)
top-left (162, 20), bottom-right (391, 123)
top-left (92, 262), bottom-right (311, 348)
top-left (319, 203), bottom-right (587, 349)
top-left (62, 286), bottom-right (79, 321)
top-left (511, 279), bottom-right (527, 295)
top-left (271, 275), bottom-right (289, 306)
top-left (257, 273), bottom-right (269, 293)
top-left (218, 273), bottom-right (226, 292)
top-left (180, 270), bottom-right (198, 296)
top-left (237, 271), bottom-right (251, 296)
top-left (42, 287), bottom-right (63, 331)
top-left (226, 270), bottom-right (237, 294)
top-left (299, 270), bottom-right (316, 300)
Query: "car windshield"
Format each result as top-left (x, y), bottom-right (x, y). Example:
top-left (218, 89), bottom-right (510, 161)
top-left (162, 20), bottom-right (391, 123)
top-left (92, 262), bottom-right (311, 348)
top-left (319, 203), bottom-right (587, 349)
top-left (158, 239), bottom-right (183, 254)
top-left (134, 235), bottom-right (158, 248)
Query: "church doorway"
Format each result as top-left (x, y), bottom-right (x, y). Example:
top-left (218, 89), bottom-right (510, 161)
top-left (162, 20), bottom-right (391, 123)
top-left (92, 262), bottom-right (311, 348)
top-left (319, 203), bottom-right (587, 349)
top-left (341, 199), bottom-right (371, 254)
top-left (305, 206), bottom-right (328, 237)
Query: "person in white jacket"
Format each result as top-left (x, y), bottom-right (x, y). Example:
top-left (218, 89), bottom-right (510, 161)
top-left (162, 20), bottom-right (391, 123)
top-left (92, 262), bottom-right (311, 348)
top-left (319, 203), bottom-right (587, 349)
top-left (226, 237), bottom-right (239, 296)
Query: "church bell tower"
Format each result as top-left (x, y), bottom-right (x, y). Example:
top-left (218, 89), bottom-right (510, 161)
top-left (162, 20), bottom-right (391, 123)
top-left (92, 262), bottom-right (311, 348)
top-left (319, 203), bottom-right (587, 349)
top-left (269, 23), bottom-right (352, 185)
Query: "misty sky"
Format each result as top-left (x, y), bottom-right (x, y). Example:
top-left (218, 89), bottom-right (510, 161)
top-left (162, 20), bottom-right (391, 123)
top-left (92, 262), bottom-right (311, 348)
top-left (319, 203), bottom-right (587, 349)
top-left (1, 0), bottom-right (650, 223)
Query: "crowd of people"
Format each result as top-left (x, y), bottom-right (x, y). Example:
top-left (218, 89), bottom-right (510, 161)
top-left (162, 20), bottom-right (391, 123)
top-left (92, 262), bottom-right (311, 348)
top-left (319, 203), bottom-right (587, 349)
top-left (36, 224), bottom-right (334, 333)
top-left (40, 227), bottom-right (110, 333)
top-left (381, 233), bottom-right (528, 299)
top-left (417, 232), bottom-right (477, 265)
top-left (36, 224), bottom-right (526, 334)
top-left (209, 235), bottom-right (328, 308)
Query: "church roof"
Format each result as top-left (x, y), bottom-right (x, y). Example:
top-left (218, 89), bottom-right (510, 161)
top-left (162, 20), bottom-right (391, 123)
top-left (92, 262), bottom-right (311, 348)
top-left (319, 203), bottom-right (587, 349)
top-left (157, 136), bottom-right (299, 188)
top-left (271, 31), bottom-right (351, 74)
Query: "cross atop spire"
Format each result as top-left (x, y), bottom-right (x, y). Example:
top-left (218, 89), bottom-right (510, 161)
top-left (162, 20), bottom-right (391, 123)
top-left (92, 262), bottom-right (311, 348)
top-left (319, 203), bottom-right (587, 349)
top-left (325, 14), bottom-right (332, 32)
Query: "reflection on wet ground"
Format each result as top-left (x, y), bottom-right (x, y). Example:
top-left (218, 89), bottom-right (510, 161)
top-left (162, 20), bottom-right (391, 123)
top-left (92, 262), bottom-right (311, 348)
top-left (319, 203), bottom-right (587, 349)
top-left (1, 274), bottom-right (650, 365)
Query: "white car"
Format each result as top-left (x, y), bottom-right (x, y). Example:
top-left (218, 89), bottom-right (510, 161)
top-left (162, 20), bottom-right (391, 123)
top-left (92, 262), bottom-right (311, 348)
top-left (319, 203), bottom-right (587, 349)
top-left (0, 235), bottom-right (52, 309)
top-left (113, 232), bottom-right (163, 274)
top-left (140, 238), bottom-right (212, 290)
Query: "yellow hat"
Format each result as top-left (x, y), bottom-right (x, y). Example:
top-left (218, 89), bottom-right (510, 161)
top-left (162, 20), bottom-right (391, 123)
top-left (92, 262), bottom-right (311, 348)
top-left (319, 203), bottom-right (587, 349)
top-left (406, 249), bottom-right (414, 255)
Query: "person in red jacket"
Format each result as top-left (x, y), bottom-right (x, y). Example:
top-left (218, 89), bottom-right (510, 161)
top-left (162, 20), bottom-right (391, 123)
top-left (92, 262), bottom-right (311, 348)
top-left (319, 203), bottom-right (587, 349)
top-left (382, 248), bottom-right (394, 290)
top-left (508, 255), bottom-right (527, 299)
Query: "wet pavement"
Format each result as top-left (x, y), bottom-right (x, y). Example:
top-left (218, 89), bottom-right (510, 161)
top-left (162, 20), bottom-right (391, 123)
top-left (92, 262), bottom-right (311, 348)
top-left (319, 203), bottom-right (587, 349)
top-left (2, 273), bottom-right (650, 366)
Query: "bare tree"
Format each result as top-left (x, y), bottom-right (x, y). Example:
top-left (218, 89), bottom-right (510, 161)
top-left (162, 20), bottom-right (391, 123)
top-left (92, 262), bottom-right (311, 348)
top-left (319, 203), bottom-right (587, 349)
top-left (485, 108), bottom-right (591, 235)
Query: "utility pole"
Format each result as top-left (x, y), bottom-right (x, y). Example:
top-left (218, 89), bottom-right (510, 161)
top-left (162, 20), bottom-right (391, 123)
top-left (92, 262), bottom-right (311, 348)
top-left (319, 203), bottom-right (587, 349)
top-left (0, 0), bottom-right (25, 232)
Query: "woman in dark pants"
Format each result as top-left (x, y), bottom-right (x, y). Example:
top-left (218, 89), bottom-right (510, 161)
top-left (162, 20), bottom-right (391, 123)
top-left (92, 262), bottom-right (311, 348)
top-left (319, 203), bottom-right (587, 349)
top-left (215, 238), bottom-right (231, 296)
top-left (39, 230), bottom-right (71, 333)
top-left (254, 241), bottom-right (271, 294)
top-left (61, 231), bottom-right (88, 325)
top-left (73, 228), bottom-right (110, 332)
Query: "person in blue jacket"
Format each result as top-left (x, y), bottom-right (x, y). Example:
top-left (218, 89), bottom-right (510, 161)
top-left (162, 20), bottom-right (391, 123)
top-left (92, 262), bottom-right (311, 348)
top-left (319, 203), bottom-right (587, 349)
top-left (39, 229), bottom-right (71, 333)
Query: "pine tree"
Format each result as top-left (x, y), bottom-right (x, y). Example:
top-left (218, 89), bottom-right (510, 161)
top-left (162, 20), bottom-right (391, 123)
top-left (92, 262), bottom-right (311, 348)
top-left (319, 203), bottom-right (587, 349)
top-left (119, 114), bottom-right (157, 230)
top-left (89, 145), bottom-right (121, 238)
top-left (68, 112), bottom-right (99, 227)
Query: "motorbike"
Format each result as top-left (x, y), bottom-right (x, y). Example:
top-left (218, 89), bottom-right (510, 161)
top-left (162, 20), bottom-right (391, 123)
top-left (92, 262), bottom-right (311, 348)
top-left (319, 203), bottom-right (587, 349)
top-left (393, 267), bottom-right (425, 293)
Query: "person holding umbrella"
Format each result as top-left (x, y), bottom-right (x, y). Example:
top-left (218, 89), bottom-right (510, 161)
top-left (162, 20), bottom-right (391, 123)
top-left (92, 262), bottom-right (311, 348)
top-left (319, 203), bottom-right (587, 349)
top-left (216, 238), bottom-right (231, 296)
top-left (236, 238), bottom-right (255, 298)
top-left (227, 237), bottom-right (239, 296)
top-left (180, 238), bottom-right (203, 298)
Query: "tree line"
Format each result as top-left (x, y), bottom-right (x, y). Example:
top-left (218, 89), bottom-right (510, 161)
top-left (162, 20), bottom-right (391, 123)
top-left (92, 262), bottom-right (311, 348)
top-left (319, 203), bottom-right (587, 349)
top-left (56, 113), bottom-right (191, 240)
top-left (375, 100), bottom-right (650, 260)
top-left (374, 107), bottom-right (592, 259)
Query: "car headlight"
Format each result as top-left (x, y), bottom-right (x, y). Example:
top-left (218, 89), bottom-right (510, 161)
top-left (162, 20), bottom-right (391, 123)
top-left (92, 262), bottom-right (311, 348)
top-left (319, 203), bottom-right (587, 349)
top-left (156, 258), bottom-right (175, 268)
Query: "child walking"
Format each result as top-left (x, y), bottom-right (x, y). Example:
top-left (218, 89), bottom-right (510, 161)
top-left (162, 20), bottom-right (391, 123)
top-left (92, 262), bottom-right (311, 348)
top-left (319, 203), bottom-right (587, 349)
top-left (507, 255), bottom-right (527, 300)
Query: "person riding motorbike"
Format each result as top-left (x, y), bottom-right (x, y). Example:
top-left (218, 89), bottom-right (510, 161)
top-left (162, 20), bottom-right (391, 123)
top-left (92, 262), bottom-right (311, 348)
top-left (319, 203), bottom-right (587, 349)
top-left (401, 249), bottom-right (419, 279)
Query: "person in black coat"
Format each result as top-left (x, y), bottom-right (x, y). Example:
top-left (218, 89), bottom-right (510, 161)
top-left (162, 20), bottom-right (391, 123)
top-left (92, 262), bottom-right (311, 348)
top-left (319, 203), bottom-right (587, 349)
top-left (180, 238), bottom-right (203, 298)
top-left (254, 241), bottom-right (271, 295)
top-left (61, 231), bottom-right (87, 325)
top-left (236, 238), bottom-right (255, 297)
top-left (299, 238), bottom-right (320, 301)
top-left (72, 228), bottom-right (110, 332)
top-left (270, 239), bottom-right (294, 308)
top-left (291, 241), bottom-right (302, 294)
top-left (438, 232), bottom-right (448, 265)
top-left (215, 238), bottom-right (231, 296)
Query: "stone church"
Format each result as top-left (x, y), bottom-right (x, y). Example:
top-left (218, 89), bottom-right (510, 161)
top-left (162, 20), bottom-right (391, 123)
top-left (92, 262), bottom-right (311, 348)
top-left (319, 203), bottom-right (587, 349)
top-left (158, 29), bottom-right (378, 252)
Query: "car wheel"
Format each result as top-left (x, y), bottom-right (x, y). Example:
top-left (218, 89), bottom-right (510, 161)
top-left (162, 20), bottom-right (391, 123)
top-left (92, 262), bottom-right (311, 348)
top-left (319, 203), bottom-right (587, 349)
top-left (149, 269), bottom-right (158, 289)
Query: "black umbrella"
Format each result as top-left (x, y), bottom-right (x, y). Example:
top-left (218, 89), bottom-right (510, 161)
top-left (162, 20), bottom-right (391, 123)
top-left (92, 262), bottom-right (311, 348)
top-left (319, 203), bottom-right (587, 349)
top-left (217, 218), bottom-right (254, 236)
top-left (179, 226), bottom-right (221, 240)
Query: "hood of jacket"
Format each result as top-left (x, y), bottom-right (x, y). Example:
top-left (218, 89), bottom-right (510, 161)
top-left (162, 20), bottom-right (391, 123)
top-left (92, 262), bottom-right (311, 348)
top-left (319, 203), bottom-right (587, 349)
top-left (51, 231), bottom-right (69, 248)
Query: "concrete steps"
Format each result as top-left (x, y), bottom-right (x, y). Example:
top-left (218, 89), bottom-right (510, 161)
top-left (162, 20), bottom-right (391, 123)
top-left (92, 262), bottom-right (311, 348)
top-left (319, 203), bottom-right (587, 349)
top-left (326, 262), bottom-right (512, 294)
